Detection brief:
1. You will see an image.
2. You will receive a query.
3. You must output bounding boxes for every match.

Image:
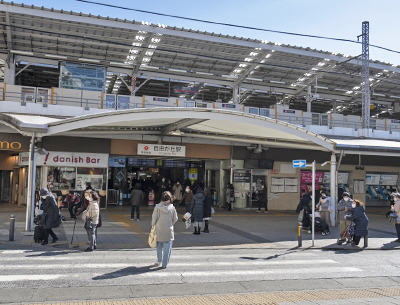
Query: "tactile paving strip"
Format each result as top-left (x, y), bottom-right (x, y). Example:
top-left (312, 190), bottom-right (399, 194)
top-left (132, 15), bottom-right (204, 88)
top-left (16, 287), bottom-right (400, 305)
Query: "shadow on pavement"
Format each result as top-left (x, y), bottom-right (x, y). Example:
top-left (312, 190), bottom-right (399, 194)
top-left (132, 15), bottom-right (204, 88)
top-left (239, 247), bottom-right (302, 260)
top-left (381, 240), bottom-right (400, 249)
top-left (93, 265), bottom-right (162, 280)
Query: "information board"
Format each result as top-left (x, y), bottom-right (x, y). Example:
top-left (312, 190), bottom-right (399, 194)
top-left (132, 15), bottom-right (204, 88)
top-left (323, 172), bottom-right (349, 184)
top-left (380, 174), bottom-right (398, 186)
top-left (366, 174), bottom-right (381, 185)
top-left (300, 171), bottom-right (324, 184)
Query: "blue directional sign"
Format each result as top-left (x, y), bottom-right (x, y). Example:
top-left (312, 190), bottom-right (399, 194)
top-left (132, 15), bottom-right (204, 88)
top-left (292, 160), bottom-right (306, 168)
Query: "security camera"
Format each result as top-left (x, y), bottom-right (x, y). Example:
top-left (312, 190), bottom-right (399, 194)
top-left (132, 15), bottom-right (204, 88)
top-left (321, 161), bottom-right (330, 167)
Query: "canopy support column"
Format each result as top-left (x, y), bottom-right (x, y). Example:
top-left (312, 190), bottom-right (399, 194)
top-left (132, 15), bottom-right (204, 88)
top-left (25, 133), bottom-right (37, 232)
top-left (330, 153), bottom-right (337, 227)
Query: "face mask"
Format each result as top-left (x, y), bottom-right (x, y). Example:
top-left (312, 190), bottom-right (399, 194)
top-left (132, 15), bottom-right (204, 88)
top-left (344, 197), bottom-right (349, 202)
top-left (177, 182), bottom-right (180, 185)
top-left (352, 203), bottom-right (356, 208)
top-left (261, 186), bottom-right (264, 189)
top-left (186, 189), bottom-right (190, 193)
top-left (41, 195), bottom-right (47, 199)
top-left (162, 179), bottom-right (165, 182)
top-left (320, 199), bottom-right (327, 204)
top-left (85, 196), bottom-right (90, 201)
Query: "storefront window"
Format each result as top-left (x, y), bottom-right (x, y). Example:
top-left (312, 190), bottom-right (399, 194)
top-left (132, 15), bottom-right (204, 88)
top-left (47, 167), bottom-right (76, 190)
top-left (77, 167), bottom-right (107, 190)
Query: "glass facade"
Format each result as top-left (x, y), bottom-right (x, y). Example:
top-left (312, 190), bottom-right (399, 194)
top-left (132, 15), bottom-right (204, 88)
top-left (59, 62), bottom-right (106, 92)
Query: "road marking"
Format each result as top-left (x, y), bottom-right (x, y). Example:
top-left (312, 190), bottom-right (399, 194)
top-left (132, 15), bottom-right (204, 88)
top-left (0, 274), bottom-right (65, 282)
top-left (0, 259), bottom-right (337, 269)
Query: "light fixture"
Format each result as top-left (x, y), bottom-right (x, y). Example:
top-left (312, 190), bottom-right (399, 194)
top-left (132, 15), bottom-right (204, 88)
top-left (79, 58), bottom-right (100, 63)
top-left (45, 54), bottom-right (68, 59)
top-left (169, 129), bottom-right (184, 136)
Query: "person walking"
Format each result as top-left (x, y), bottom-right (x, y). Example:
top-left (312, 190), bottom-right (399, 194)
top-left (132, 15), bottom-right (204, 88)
top-left (130, 183), bottom-right (144, 221)
top-left (226, 184), bottom-right (235, 211)
top-left (181, 186), bottom-right (194, 212)
top-left (203, 188), bottom-right (213, 233)
top-left (190, 187), bottom-right (205, 235)
top-left (344, 199), bottom-right (369, 246)
top-left (390, 192), bottom-right (400, 242)
top-left (296, 192), bottom-right (312, 229)
top-left (257, 184), bottom-right (268, 213)
top-left (172, 181), bottom-right (183, 203)
top-left (337, 192), bottom-right (353, 245)
top-left (39, 188), bottom-right (60, 246)
top-left (316, 191), bottom-right (332, 229)
top-left (76, 190), bottom-right (102, 252)
top-left (151, 191), bottom-right (178, 269)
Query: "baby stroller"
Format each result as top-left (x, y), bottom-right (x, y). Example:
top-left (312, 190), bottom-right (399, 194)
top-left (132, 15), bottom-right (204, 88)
top-left (305, 211), bottom-right (330, 236)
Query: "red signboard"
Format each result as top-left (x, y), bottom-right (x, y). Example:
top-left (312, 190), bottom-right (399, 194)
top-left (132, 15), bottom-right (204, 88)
top-left (300, 171), bottom-right (324, 184)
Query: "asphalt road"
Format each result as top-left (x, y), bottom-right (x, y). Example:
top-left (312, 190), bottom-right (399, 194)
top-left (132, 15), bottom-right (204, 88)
top-left (1, 245), bottom-right (400, 303)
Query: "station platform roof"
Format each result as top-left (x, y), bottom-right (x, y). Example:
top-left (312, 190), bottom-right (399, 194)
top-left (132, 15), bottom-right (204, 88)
top-left (1, 2), bottom-right (400, 118)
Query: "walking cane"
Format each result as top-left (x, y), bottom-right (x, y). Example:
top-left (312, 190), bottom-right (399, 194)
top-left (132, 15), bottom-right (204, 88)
top-left (71, 217), bottom-right (77, 244)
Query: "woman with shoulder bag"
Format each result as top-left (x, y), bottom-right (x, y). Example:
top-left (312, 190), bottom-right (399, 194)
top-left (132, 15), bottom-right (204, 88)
top-left (151, 191), bottom-right (178, 269)
top-left (344, 199), bottom-right (369, 246)
top-left (39, 188), bottom-right (60, 246)
top-left (76, 190), bottom-right (101, 252)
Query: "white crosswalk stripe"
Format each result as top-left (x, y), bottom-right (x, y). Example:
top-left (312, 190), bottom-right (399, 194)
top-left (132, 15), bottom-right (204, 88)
top-left (0, 248), bottom-right (362, 287)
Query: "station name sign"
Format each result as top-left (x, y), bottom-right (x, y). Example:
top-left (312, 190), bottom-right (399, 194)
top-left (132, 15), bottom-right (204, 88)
top-left (19, 151), bottom-right (109, 168)
top-left (137, 144), bottom-right (186, 157)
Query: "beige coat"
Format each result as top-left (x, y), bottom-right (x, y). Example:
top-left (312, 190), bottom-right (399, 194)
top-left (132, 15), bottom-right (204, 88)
top-left (87, 200), bottom-right (100, 225)
top-left (173, 184), bottom-right (183, 201)
top-left (151, 202), bottom-right (178, 242)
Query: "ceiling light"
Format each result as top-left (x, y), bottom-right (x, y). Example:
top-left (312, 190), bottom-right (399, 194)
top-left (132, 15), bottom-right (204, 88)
top-left (335, 88), bottom-right (348, 92)
top-left (169, 129), bottom-right (184, 136)
top-left (239, 64), bottom-right (247, 68)
top-left (169, 68), bottom-right (187, 73)
top-left (135, 36), bottom-right (145, 41)
top-left (233, 69), bottom-right (242, 73)
top-left (130, 49), bottom-right (139, 54)
top-left (372, 93), bottom-right (385, 97)
top-left (145, 51), bottom-right (154, 56)
top-left (132, 42), bottom-right (142, 47)
top-left (346, 91), bottom-right (353, 94)
top-left (79, 58), bottom-right (100, 63)
top-left (246, 77), bottom-right (263, 81)
top-left (196, 71), bottom-right (213, 75)
top-left (315, 86), bottom-right (328, 90)
top-left (244, 58), bottom-right (253, 62)
top-left (10, 50), bottom-right (34, 56)
top-left (151, 38), bottom-right (161, 43)
top-left (148, 45), bottom-right (157, 49)
top-left (249, 52), bottom-right (258, 56)
top-left (45, 54), bottom-right (68, 59)
top-left (142, 57), bottom-right (151, 62)
top-left (270, 80), bottom-right (285, 84)
top-left (265, 54), bottom-right (272, 58)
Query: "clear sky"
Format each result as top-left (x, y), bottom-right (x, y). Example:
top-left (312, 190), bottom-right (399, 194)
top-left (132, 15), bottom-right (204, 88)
top-left (13, 0), bottom-right (400, 65)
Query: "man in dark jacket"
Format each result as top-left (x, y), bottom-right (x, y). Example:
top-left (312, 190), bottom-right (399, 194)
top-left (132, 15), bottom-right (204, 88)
top-left (296, 192), bottom-right (312, 229)
top-left (130, 183), bottom-right (144, 221)
top-left (181, 186), bottom-right (194, 212)
top-left (190, 187), bottom-right (205, 235)
top-left (256, 184), bottom-right (268, 213)
top-left (39, 188), bottom-right (60, 245)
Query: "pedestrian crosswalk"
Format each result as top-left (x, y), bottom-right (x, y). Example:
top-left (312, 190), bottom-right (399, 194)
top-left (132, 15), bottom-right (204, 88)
top-left (0, 248), bottom-right (362, 288)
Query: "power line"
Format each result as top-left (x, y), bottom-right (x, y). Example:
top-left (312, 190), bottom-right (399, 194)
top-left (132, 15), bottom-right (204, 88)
top-left (76, 0), bottom-right (400, 56)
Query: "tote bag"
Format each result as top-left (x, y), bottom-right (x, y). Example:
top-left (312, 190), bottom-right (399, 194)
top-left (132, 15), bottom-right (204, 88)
top-left (148, 225), bottom-right (157, 248)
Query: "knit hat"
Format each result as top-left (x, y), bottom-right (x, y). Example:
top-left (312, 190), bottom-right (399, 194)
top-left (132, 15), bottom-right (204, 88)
top-left (39, 188), bottom-right (49, 196)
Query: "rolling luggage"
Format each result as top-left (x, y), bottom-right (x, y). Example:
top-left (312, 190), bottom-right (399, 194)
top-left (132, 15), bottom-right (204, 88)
top-left (33, 225), bottom-right (45, 243)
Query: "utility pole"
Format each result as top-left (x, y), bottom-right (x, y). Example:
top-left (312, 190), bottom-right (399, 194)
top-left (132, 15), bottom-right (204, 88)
top-left (359, 21), bottom-right (371, 130)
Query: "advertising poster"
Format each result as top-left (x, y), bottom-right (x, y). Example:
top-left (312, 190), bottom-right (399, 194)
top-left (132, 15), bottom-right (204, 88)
top-left (300, 171), bottom-right (324, 184)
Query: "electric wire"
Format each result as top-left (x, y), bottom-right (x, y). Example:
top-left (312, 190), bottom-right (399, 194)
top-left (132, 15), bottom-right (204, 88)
top-left (76, 0), bottom-right (400, 56)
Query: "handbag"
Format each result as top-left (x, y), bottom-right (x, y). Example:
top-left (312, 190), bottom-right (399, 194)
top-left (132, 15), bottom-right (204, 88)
top-left (84, 217), bottom-right (93, 229)
top-left (81, 209), bottom-right (88, 222)
top-left (148, 225), bottom-right (157, 248)
top-left (389, 212), bottom-right (400, 224)
top-left (348, 222), bottom-right (355, 238)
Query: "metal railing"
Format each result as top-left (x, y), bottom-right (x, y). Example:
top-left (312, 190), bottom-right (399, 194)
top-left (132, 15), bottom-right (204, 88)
top-left (3, 89), bottom-right (400, 134)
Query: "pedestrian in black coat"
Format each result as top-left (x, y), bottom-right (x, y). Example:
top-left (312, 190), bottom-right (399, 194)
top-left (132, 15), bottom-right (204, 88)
top-left (257, 184), bottom-right (268, 213)
top-left (190, 187), bottom-right (205, 235)
top-left (345, 199), bottom-right (369, 245)
top-left (39, 188), bottom-right (60, 245)
top-left (202, 188), bottom-right (213, 233)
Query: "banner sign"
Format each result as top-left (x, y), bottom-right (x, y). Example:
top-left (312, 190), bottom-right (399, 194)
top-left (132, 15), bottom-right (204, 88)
top-left (300, 171), bottom-right (324, 184)
top-left (153, 97), bottom-right (168, 102)
top-left (19, 152), bottom-right (109, 168)
top-left (174, 85), bottom-right (199, 94)
top-left (137, 144), bottom-right (186, 157)
top-left (233, 170), bottom-right (251, 183)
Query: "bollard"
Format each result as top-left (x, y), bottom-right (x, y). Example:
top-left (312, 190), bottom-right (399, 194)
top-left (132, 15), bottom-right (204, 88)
top-left (298, 221), bottom-right (303, 247)
top-left (364, 235), bottom-right (368, 248)
top-left (9, 214), bottom-right (15, 241)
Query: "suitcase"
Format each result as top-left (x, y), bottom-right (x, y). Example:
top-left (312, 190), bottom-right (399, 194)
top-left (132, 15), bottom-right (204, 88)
top-left (34, 225), bottom-right (45, 243)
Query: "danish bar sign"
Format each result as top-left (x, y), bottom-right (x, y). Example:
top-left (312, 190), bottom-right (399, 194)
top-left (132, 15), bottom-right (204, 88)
top-left (19, 151), bottom-right (109, 168)
top-left (138, 144), bottom-right (186, 157)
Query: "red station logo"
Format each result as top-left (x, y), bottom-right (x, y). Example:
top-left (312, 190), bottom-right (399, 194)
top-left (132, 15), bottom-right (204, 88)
top-left (144, 146), bottom-right (149, 151)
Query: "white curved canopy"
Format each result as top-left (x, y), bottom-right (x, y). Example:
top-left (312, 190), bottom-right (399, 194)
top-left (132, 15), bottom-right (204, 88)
top-left (44, 108), bottom-right (336, 151)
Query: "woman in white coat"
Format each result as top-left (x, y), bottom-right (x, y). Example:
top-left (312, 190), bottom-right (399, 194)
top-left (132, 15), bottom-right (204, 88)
top-left (151, 191), bottom-right (178, 268)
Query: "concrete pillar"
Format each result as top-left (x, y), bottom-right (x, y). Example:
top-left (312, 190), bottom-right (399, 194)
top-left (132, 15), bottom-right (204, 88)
top-left (4, 54), bottom-right (16, 85)
top-left (330, 153), bottom-right (337, 227)
top-left (25, 133), bottom-right (37, 232)
top-left (233, 85), bottom-right (239, 104)
top-left (307, 86), bottom-right (312, 112)
top-left (333, 101), bottom-right (337, 114)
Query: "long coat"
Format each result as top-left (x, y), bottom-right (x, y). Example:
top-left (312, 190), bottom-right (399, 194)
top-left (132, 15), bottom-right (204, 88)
top-left (130, 188), bottom-right (144, 206)
top-left (151, 203), bottom-right (178, 242)
top-left (41, 196), bottom-right (60, 229)
top-left (346, 206), bottom-right (369, 236)
top-left (190, 191), bottom-right (205, 222)
top-left (203, 195), bottom-right (212, 218)
top-left (172, 184), bottom-right (183, 201)
top-left (77, 199), bottom-right (102, 228)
